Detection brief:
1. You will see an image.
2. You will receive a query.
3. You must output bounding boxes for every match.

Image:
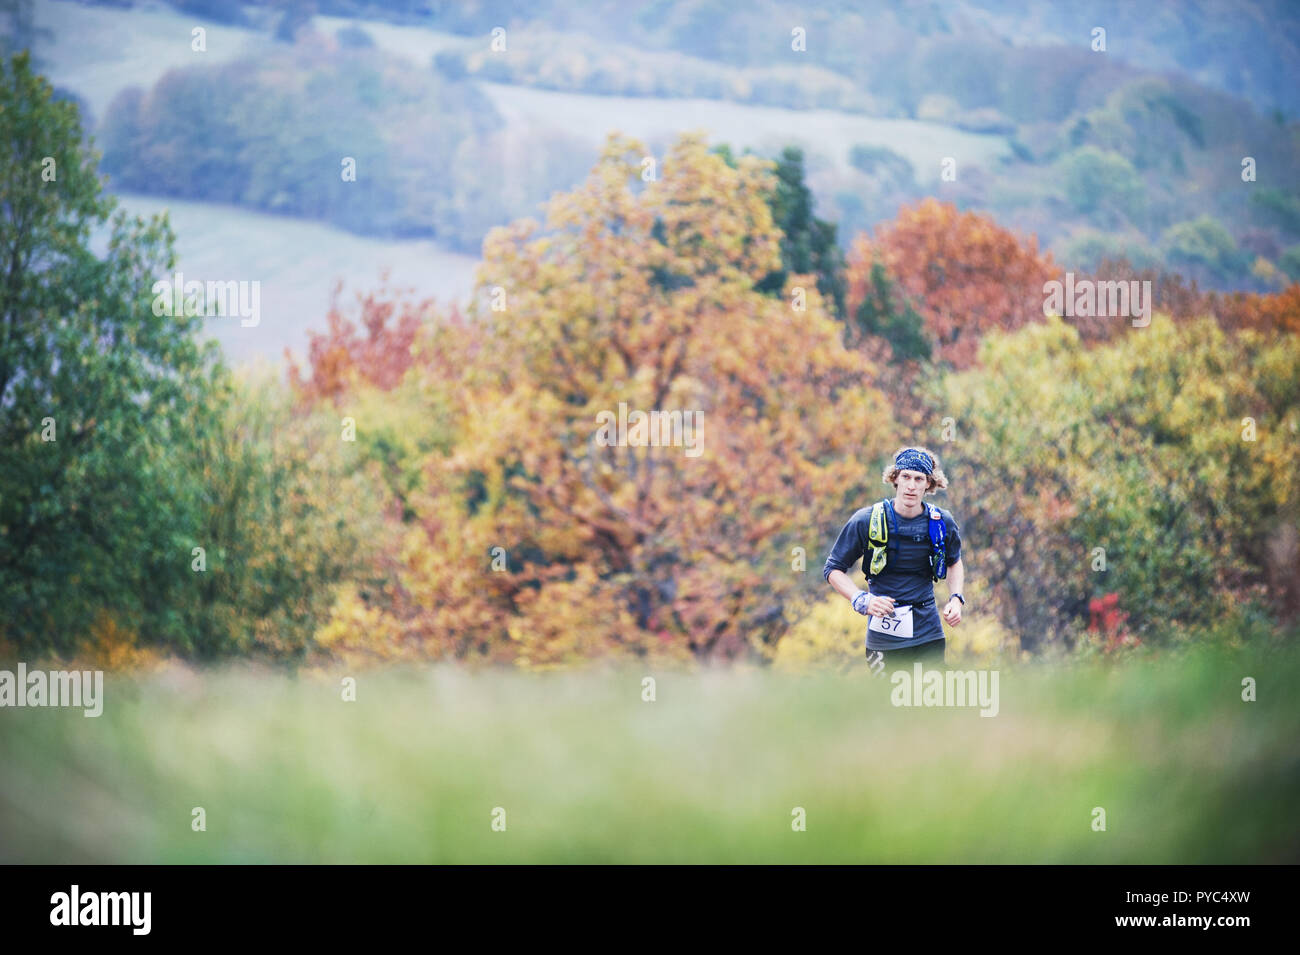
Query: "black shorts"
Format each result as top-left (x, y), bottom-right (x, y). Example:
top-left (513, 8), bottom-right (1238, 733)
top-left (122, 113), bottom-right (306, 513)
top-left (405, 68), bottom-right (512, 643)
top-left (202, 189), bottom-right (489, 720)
top-left (866, 638), bottom-right (946, 677)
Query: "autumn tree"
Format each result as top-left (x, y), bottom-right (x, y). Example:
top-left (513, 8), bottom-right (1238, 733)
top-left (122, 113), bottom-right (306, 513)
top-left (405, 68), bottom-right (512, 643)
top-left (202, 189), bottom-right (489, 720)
top-left (319, 132), bottom-right (893, 666)
top-left (287, 279), bottom-right (430, 406)
top-left (1086, 256), bottom-right (1300, 339)
top-left (846, 198), bottom-right (1062, 370)
top-left (1248, 282), bottom-right (1300, 336)
top-left (942, 312), bottom-right (1300, 651)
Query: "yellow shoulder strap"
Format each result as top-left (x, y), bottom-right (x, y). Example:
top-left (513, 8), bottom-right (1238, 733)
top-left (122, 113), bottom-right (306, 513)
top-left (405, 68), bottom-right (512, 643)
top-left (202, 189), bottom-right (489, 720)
top-left (867, 500), bottom-right (888, 575)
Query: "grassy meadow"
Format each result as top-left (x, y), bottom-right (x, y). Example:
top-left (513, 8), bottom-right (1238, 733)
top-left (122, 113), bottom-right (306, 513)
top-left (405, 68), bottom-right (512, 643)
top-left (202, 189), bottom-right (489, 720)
top-left (2, 643), bottom-right (1297, 864)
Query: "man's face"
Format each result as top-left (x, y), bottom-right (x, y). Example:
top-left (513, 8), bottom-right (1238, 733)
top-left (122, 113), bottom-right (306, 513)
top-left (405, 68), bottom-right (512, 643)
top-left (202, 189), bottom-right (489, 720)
top-left (896, 468), bottom-right (929, 505)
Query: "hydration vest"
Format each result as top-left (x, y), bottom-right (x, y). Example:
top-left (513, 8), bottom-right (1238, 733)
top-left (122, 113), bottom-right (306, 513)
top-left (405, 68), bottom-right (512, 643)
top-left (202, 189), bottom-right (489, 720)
top-left (866, 498), bottom-right (949, 582)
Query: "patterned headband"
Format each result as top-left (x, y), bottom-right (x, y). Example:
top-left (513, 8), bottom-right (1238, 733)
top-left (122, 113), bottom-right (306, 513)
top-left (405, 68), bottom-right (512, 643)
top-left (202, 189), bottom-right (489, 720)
top-left (894, 448), bottom-right (934, 476)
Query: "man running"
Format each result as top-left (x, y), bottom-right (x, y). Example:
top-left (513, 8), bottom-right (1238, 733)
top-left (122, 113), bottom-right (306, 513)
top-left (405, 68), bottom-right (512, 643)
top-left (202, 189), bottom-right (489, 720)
top-left (822, 447), bottom-right (965, 675)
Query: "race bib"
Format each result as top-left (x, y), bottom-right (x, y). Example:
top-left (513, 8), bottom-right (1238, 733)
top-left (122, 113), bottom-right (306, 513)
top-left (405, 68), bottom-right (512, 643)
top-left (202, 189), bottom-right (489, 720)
top-left (868, 603), bottom-right (914, 639)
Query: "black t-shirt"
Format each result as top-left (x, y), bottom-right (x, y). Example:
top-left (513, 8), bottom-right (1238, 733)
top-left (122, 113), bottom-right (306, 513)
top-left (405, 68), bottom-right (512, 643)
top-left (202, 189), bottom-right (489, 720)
top-left (822, 499), bottom-right (963, 649)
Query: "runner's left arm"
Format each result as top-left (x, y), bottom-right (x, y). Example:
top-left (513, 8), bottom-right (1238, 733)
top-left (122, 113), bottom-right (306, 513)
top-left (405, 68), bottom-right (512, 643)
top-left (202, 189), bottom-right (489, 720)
top-left (945, 558), bottom-right (965, 603)
top-left (941, 558), bottom-right (965, 625)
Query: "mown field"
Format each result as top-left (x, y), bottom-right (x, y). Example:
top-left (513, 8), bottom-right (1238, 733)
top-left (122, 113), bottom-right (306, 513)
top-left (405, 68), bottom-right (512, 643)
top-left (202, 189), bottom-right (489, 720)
top-left (91, 193), bottom-right (481, 364)
top-left (1, 644), bottom-right (1297, 863)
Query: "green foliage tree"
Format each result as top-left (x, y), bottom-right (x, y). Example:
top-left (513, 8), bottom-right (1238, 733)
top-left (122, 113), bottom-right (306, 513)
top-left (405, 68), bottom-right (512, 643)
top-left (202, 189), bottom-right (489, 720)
top-left (1161, 215), bottom-right (1249, 283)
top-left (177, 368), bottom-right (401, 660)
top-left (848, 144), bottom-right (914, 186)
top-left (1279, 245), bottom-right (1300, 283)
top-left (97, 45), bottom-right (503, 246)
top-left (1057, 145), bottom-right (1145, 225)
top-left (1249, 187), bottom-right (1300, 238)
top-left (0, 0), bottom-right (50, 63)
top-left (715, 144), bottom-right (847, 318)
top-left (1062, 230), bottom-right (1161, 273)
top-left (0, 51), bottom-right (223, 655)
top-left (849, 259), bottom-right (930, 362)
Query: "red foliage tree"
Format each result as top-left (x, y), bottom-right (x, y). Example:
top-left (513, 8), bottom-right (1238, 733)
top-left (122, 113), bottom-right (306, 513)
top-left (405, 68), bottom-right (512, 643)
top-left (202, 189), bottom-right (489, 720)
top-left (1087, 257), bottom-right (1300, 338)
top-left (1088, 592), bottom-right (1140, 653)
top-left (287, 278), bottom-right (431, 406)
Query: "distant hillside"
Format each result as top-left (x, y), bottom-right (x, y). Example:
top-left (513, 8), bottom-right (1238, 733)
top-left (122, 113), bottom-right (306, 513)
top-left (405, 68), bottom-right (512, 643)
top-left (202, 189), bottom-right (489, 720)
top-left (284, 0), bottom-right (1300, 119)
top-left (12, 0), bottom-right (1300, 370)
top-left (954, 0), bottom-right (1300, 121)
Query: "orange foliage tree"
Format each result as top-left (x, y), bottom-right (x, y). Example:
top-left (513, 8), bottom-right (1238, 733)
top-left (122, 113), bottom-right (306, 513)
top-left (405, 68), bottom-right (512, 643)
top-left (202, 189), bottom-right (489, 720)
top-left (287, 278), bottom-right (431, 406)
top-left (846, 198), bottom-right (1062, 370)
top-left (1248, 283), bottom-right (1300, 335)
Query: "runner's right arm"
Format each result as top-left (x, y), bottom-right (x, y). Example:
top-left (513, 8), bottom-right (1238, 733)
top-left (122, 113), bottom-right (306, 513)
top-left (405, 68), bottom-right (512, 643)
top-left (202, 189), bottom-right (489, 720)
top-left (823, 510), bottom-right (895, 615)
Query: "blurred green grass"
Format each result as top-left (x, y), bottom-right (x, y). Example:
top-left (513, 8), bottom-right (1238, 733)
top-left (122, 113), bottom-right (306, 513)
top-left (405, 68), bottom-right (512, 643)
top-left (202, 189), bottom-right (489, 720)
top-left (2, 646), bottom-right (1298, 863)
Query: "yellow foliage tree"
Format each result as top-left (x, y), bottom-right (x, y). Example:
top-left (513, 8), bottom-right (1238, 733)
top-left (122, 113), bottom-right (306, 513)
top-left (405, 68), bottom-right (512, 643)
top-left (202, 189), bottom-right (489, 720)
top-left (943, 312), bottom-right (1300, 649)
top-left (343, 132), bottom-right (892, 665)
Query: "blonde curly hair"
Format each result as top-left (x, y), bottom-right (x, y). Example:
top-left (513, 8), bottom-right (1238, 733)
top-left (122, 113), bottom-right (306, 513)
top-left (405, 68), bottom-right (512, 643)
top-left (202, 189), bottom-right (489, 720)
top-left (881, 446), bottom-right (949, 494)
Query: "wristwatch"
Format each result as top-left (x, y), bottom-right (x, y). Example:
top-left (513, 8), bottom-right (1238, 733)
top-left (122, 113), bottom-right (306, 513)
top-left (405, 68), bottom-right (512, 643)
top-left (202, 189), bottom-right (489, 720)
top-left (950, 593), bottom-right (965, 606)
